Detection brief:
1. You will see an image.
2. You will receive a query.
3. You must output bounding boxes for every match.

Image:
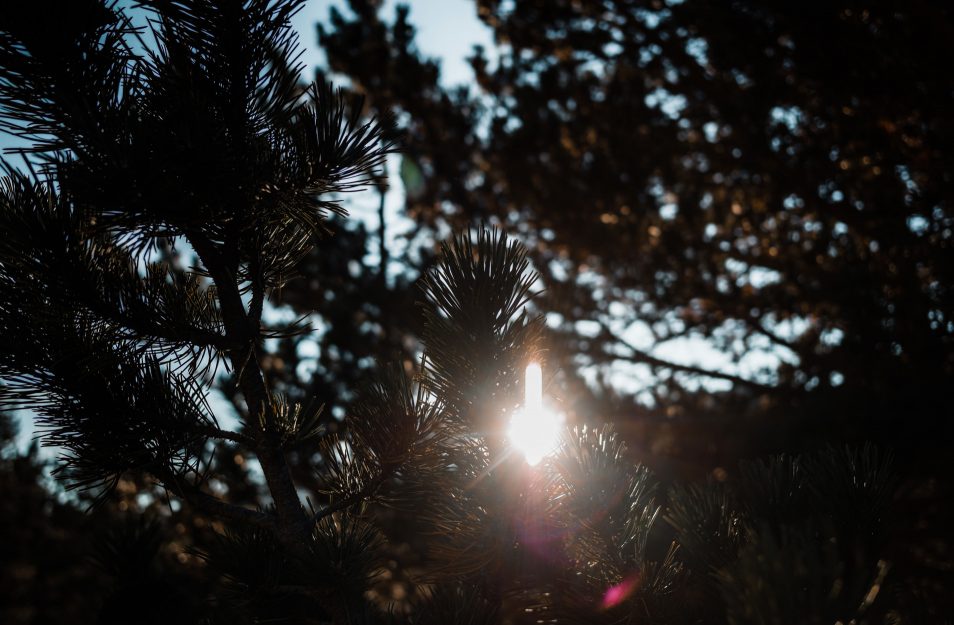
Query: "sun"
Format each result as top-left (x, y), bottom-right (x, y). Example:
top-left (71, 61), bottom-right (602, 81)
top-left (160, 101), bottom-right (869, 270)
top-left (508, 404), bottom-right (562, 466)
top-left (508, 363), bottom-right (563, 466)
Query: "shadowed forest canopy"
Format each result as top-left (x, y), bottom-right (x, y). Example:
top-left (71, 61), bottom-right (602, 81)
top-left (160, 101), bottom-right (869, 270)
top-left (0, 0), bottom-right (952, 623)
top-left (316, 0), bottom-right (954, 462)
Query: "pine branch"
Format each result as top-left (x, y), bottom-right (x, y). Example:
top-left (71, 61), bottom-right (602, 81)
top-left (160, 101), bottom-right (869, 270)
top-left (187, 228), bottom-right (310, 547)
top-left (313, 363), bottom-right (452, 521)
top-left (80, 285), bottom-right (235, 354)
top-left (597, 320), bottom-right (776, 392)
top-left (154, 466), bottom-right (273, 530)
top-left (0, 174), bottom-right (232, 376)
top-left (312, 473), bottom-right (386, 524)
top-left (196, 425), bottom-right (254, 447)
top-left (751, 322), bottom-right (800, 351)
top-left (419, 229), bottom-right (544, 440)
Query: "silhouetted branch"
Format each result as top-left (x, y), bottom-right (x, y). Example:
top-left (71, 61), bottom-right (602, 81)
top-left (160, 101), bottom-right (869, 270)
top-left (196, 425), bottom-right (254, 447)
top-left (312, 472), bottom-right (387, 524)
top-left (155, 467), bottom-right (273, 530)
top-left (598, 322), bottom-right (776, 392)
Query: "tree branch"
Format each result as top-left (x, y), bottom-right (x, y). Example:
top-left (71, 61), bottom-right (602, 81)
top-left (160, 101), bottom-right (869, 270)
top-left (248, 252), bottom-right (266, 330)
top-left (108, 305), bottom-right (235, 352)
top-left (313, 472), bottom-right (388, 524)
top-left (598, 322), bottom-right (776, 392)
top-left (197, 425), bottom-right (254, 447)
top-left (67, 263), bottom-right (237, 353)
top-left (155, 468), bottom-right (273, 530)
top-left (376, 175), bottom-right (388, 285)
top-left (751, 322), bottom-right (800, 351)
top-left (186, 229), bottom-right (310, 547)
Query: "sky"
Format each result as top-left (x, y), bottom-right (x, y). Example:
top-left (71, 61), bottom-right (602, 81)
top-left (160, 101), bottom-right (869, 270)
top-left (295, 0), bottom-right (495, 88)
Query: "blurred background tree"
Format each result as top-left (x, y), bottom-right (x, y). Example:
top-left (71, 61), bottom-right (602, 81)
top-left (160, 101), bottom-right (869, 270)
top-left (315, 0), bottom-right (954, 472)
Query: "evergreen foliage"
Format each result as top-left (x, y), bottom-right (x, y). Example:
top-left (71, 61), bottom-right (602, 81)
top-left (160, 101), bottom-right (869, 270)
top-left (0, 1), bottom-right (948, 624)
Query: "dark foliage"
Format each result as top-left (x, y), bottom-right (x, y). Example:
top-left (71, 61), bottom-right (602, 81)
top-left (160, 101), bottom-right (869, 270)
top-left (317, 0), bottom-right (954, 466)
top-left (0, 1), bottom-right (951, 624)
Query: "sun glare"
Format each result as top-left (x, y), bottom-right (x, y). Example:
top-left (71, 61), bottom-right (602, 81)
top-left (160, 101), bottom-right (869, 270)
top-left (508, 363), bottom-right (562, 466)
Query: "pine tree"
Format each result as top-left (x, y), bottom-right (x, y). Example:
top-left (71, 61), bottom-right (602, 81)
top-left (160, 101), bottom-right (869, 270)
top-left (0, 2), bottom-right (942, 624)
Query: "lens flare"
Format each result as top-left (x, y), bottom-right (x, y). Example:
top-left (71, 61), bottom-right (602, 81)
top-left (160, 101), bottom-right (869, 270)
top-left (508, 363), bottom-right (562, 465)
top-left (601, 574), bottom-right (641, 609)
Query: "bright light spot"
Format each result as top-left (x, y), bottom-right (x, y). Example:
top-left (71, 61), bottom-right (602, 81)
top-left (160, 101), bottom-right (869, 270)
top-left (526, 362), bottom-right (543, 408)
top-left (508, 363), bottom-right (562, 466)
top-left (508, 406), bottom-right (562, 466)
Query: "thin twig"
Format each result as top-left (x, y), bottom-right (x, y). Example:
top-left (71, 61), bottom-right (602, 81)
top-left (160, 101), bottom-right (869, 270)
top-left (198, 425), bottom-right (254, 447)
top-left (313, 473), bottom-right (388, 523)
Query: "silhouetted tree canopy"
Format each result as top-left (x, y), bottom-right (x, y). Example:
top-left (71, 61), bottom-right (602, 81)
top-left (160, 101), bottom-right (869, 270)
top-left (0, 1), bottom-right (951, 623)
top-left (317, 0), bottom-right (954, 464)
